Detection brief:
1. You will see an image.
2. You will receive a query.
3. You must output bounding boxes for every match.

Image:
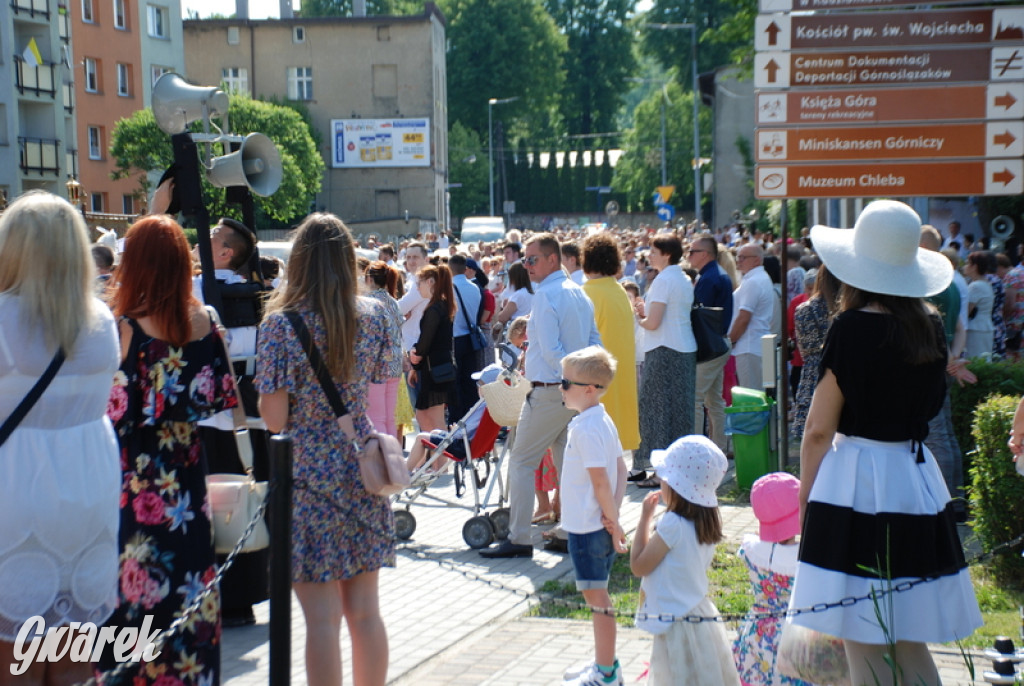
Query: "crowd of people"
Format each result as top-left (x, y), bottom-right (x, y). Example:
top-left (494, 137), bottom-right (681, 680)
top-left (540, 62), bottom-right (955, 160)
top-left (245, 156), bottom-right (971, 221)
top-left (2, 186), bottom-right (1017, 686)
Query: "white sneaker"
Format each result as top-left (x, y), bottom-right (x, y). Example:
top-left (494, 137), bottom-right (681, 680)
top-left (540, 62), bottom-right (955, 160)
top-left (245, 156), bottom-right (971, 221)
top-left (562, 661), bottom-right (622, 686)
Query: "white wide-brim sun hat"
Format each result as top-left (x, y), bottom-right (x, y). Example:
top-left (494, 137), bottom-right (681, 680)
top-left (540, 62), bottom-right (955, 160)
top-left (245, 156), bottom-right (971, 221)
top-left (810, 200), bottom-right (952, 298)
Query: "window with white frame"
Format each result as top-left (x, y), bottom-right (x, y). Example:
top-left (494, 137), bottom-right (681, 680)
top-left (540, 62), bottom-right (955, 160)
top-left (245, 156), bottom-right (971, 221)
top-left (81, 0), bottom-right (94, 22)
top-left (84, 58), bottom-right (98, 92)
top-left (116, 63), bottom-right (129, 96)
top-left (221, 67), bottom-right (248, 94)
top-left (87, 126), bottom-right (102, 160)
top-left (293, 26), bottom-right (305, 43)
top-left (287, 67), bottom-right (313, 101)
top-left (147, 5), bottom-right (167, 38)
top-left (113, 0), bottom-right (126, 28)
top-left (151, 65), bottom-right (169, 86)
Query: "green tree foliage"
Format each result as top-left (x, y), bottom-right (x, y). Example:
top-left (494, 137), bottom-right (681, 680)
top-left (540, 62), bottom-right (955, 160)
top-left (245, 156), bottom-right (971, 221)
top-left (447, 121), bottom-right (488, 220)
top-left (110, 94), bottom-right (323, 224)
top-left (639, 0), bottom-right (750, 82)
top-left (611, 81), bottom-right (711, 213)
top-left (545, 0), bottom-right (637, 138)
top-left (440, 0), bottom-right (566, 142)
top-left (298, 0), bottom-right (421, 16)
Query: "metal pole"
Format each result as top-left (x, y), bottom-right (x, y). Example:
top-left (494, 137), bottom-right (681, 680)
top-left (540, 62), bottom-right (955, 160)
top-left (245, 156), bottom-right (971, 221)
top-left (487, 100), bottom-right (494, 217)
top-left (691, 24), bottom-right (702, 229)
top-left (269, 433), bottom-right (293, 686)
top-left (778, 202), bottom-right (789, 470)
top-left (660, 95), bottom-right (667, 187)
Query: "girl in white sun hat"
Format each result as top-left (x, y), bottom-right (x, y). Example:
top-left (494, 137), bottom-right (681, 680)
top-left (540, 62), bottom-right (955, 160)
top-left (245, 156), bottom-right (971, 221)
top-left (790, 200), bottom-right (981, 686)
top-left (630, 435), bottom-right (741, 686)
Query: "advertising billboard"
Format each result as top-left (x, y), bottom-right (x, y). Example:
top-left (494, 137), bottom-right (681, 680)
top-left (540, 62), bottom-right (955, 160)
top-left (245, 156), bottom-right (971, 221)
top-left (331, 118), bottom-right (431, 168)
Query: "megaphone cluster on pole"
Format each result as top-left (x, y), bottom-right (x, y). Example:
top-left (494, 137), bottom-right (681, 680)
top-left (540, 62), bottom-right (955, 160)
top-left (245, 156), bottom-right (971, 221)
top-left (151, 73), bottom-right (283, 197)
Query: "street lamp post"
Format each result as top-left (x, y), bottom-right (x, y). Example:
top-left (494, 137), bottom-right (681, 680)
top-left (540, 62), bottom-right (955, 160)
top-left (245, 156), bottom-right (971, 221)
top-left (645, 22), bottom-right (702, 228)
top-left (488, 96), bottom-right (518, 217)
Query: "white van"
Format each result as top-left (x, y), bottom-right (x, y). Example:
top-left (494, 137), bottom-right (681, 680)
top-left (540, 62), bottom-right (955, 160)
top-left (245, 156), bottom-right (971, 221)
top-left (459, 216), bottom-right (506, 246)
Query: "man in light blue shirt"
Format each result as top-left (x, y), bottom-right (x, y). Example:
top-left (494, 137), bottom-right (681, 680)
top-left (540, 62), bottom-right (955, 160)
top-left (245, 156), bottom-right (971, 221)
top-left (449, 253), bottom-right (484, 422)
top-left (482, 234), bottom-right (602, 558)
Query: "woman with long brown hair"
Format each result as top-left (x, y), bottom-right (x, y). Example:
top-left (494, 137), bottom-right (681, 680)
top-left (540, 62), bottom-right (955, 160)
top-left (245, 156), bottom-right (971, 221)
top-left (408, 263), bottom-right (455, 432)
top-left (791, 201), bottom-right (980, 685)
top-left (257, 213), bottom-right (399, 686)
top-left (100, 214), bottom-right (238, 685)
top-left (0, 191), bottom-right (120, 686)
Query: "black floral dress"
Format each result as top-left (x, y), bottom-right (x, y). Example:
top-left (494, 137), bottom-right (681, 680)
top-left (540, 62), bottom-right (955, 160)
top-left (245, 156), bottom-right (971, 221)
top-left (99, 317), bottom-right (236, 686)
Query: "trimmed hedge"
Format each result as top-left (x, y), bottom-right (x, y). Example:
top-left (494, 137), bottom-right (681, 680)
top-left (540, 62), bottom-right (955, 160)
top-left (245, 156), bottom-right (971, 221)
top-left (951, 359), bottom-right (1024, 460)
top-left (967, 394), bottom-right (1024, 587)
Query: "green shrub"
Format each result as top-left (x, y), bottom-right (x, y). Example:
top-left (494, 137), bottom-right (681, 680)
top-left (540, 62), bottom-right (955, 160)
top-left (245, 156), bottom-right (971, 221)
top-left (950, 359), bottom-right (1024, 461)
top-left (967, 394), bottom-right (1024, 587)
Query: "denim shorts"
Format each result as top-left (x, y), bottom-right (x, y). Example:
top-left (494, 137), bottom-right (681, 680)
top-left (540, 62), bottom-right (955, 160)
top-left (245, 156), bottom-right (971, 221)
top-left (568, 528), bottom-right (617, 590)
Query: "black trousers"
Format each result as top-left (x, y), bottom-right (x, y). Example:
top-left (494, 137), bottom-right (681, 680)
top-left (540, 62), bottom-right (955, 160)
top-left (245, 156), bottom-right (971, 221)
top-left (451, 334), bottom-right (483, 422)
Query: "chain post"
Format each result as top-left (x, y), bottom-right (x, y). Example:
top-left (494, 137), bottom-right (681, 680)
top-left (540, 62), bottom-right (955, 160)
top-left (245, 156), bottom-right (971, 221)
top-left (269, 433), bottom-right (293, 686)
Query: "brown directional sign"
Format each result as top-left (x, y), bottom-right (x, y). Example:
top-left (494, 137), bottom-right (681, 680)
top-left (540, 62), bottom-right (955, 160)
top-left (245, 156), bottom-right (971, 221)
top-left (756, 8), bottom-right (1024, 51)
top-left (756, 84), bottom-right (1024, 125)
top-left (755, 47), bottom-right (1024, 89)
top-left (762, 0), bottom-right (997, 10)
top-left (755, 160), bottom-right (1024, 198)
top-left (756, 122), bottom-right (1024, 162)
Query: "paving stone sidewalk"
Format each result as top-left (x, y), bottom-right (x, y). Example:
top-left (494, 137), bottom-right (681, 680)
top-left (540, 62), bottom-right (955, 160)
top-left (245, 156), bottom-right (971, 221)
top-left (220, 460), bottom-right (990, 685)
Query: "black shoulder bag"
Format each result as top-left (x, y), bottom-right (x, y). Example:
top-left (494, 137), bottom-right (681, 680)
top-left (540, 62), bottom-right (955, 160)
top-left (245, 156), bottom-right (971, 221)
top-left (0, 349), bottom-right (66, 449)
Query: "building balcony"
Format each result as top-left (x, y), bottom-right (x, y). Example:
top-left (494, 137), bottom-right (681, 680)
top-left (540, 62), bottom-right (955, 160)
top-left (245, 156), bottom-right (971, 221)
top-left (11, 0), bottom-right (50, 19)
top-left (19, 136), bottom-right (60, 176)
top-left (58, 8), bottom-right (69, 41)
top-left (14, 57), bottom-right (56, 97)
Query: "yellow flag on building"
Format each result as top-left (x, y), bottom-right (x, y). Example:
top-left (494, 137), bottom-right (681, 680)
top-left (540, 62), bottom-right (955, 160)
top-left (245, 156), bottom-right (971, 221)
top-left (22, 37), bottom-right (43, 67)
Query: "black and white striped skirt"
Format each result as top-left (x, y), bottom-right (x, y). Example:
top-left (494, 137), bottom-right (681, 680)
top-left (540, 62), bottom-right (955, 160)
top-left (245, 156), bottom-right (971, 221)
top-left (788, 434), bottom-right (982, 644)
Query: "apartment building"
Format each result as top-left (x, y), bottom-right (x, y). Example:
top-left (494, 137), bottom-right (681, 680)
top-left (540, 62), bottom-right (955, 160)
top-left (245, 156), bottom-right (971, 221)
top-left (183, 3), bottom-right (448, 237)
top-left (74, 0), bottom-right (183, 215)
top-left (0, 0), bottom-right (75, 200)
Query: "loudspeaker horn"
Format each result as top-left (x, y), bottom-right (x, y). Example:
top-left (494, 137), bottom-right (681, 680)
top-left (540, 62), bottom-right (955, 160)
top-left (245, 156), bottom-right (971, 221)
top-left (991, 215), bottom-right (1015, 240)
top-left (206, 133), bottom-right (283, 197)
top-left (152, 73), bottom-right (230, 135)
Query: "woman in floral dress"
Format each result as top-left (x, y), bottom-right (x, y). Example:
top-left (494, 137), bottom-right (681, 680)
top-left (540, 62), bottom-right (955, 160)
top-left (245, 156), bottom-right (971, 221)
top-left (101, 215), bottom-right (237, 685)
top-left (257, 213), bottom-right (399, 686)
top-left (791, 266), bottom-right (840, 441)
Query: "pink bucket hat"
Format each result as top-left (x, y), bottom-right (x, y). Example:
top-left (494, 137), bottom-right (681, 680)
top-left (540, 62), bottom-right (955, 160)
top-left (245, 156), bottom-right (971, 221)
top-left (651, 435), bottom-right (727, 507)
top-left (750, 472), bottom-right (800, 542)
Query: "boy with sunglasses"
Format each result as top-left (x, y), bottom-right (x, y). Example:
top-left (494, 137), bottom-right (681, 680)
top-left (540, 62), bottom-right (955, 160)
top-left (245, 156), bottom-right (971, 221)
top-left (558, 345), bottom-right (629, 686)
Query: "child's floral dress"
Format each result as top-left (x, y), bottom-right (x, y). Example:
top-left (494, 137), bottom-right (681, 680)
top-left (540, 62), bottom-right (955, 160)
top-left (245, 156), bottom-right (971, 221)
top-left (99, 316), bottom-right (236, 685)
top-left (733, 537), bottom-right (812, 686)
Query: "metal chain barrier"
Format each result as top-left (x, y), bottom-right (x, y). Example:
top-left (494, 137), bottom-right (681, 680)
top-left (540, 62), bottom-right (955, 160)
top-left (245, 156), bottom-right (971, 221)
top-left (395, 531), bottom-right (1024, 625)
top-left (73, 486), bottom-right (273, 686)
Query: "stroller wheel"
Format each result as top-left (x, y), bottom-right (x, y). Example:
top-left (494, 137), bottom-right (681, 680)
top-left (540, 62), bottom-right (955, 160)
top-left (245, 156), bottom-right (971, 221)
top-left (462, 515), bottom-right (495, 549)
top-left (488, 508), bottom-right (510, 541)
top-left (393, 509), bottom-right (416, 540)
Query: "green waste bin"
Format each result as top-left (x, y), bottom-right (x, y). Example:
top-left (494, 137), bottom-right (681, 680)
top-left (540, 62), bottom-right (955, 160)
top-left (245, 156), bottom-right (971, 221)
top-left (724, 387), bottom-right (778, 490)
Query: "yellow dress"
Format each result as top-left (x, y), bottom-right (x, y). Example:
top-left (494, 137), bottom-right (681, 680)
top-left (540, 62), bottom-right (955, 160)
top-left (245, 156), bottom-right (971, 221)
top-left (583, 276), bottom-right (640, 450)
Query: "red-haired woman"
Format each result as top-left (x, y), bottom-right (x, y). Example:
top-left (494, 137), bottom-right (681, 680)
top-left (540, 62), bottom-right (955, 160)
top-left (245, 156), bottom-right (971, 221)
top-left (99, 215), bottom-right (237, 685)
top-left (364, 261), bottom-right (403, 439)
top-left (408, 264), bottom-right (455, 432)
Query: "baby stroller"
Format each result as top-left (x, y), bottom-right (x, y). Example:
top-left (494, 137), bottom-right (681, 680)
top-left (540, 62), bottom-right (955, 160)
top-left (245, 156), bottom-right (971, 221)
top-left (393, 345), bottom-right (529, 549)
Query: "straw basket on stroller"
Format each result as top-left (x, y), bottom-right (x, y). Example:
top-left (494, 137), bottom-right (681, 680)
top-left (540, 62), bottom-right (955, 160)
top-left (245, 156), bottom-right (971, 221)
top-left (478, 368), bottom-right (530, 426)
